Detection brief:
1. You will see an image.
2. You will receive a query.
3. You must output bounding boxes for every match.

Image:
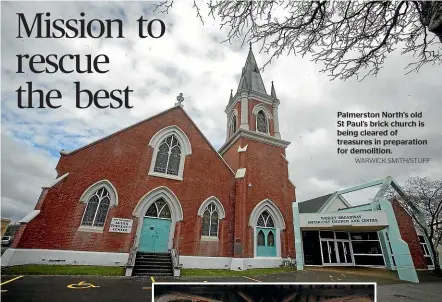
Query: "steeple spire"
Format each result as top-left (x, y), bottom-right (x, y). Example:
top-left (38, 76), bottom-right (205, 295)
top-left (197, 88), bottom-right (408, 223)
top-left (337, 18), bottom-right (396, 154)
top-left (236, 46), bottom-right (267, 95)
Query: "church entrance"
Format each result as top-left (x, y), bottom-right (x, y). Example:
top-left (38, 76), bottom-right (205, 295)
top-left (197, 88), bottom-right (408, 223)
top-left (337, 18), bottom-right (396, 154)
top-left (256, 211), bottom-right (277, 257)
top-left (256, 227), bottom-right (276, 257)
top-left (320, 231), bottom-right (353, 266)
top-left (138, 198), bottom-right (172, 253)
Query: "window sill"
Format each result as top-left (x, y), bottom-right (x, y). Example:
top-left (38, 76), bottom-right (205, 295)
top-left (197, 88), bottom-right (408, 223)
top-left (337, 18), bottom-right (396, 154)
top-left (78, 225), bottom-right (104, 233)
top-left (148, 171), bottom-right (183, 181)
top-left (201, 236), bottom-right (219, 242)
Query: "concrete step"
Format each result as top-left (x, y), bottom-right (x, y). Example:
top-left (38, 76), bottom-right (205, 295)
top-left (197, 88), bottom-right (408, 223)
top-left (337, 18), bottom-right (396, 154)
top-left (135, 259), bottom-right (172, 264)
top-left (133, 271), bottom-right (173, 276)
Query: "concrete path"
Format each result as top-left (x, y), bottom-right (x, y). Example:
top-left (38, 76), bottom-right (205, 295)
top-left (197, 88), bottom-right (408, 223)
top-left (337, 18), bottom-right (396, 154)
top-left (378, 282), bottom-right (442, 301)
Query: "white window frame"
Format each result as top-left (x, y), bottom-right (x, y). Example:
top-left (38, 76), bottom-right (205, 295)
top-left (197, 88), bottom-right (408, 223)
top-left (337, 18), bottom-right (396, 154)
top-left (197, 196), bottom-right (226, 242)
top-left (227, 109), bottom-right (238, 139)
top-left (148, 126), bottom-right (192, 181)
top-left (252, 103), bottom-right (273, 135)
top-left (201, 203), bottom-right (220, 239)
top-left (230, 114), bottom-right (237, 137)
top-left (257, 210), bottom-right (275, 228)
top-left (145, 198), bottom-right (172, 220)
top-left (256, 110), bottom-right (269, 134)
top-left (78, 180), bottom-right (118, 233)
top-left (418, 235), bottom-right (435, 269)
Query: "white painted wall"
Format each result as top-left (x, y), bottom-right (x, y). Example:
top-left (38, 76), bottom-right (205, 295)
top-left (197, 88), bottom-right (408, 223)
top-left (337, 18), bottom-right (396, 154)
top-left (243, 257), bottom-right (284, 269)
top-left (179, 256), bottom-right (285, 270)
top-left (2, 249), bottom-right (285, 271)
top-left (1, 249), bottom-right (129, 267)
top-left (323, 197), bottom-right (347, 212)
top-left (179, 256), bottom-right (232, 269)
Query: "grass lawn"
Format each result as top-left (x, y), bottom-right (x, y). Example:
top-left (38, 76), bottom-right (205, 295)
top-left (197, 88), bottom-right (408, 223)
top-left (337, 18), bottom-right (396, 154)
top-left (1, 265), bottom-right (125, 276)
top-left (181, 267), bottom-right (295, 277)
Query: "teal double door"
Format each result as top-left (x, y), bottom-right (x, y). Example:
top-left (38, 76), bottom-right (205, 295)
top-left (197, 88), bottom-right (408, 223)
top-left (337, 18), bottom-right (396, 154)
top-left (138, 217), bottom-right (171, 253)
top-left (256, 227), bottom-right (277, 257)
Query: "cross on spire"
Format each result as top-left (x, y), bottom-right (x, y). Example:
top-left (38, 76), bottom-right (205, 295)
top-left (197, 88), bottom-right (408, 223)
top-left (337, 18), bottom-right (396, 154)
top-left (175, 93), bottom-right (184, 107)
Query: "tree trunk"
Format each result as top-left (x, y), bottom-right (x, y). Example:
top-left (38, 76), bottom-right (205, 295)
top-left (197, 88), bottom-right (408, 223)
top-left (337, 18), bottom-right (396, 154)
top-left (429, 239), bottom-right (441, 273)
top-left (421, 1), bottom-right (442, 43)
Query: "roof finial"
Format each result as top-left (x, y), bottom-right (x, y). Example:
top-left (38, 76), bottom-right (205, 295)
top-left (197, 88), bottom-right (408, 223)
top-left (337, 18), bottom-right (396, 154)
top-left (175, 93), bottom-right (184, 107)
top-left (271, 81), bottom-right (277, 99)
top-left (249, 41), bottom-right (252, 50)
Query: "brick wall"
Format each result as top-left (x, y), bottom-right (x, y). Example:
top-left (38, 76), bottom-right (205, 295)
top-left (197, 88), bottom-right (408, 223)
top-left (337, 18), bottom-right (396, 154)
top-left (222, 140), bottom-right (242, 172)
top-left (391, 199), bottom-right (427, 269)
top-left (17, 107), bottom-right (236, 257)
top-left (223, 136), bottom-right (296, 259)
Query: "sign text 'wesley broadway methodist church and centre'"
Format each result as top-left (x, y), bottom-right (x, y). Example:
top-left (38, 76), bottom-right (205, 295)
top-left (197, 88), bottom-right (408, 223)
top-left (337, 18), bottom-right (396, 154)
top-left (299, 211), bottom-right (388, 229)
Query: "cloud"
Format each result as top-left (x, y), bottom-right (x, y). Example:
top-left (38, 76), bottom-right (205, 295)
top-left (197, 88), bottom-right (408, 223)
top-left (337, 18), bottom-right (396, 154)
top-left (1, 133), bottom-right (57, 221)
top-left (1, 1), bottom-right (442, 221)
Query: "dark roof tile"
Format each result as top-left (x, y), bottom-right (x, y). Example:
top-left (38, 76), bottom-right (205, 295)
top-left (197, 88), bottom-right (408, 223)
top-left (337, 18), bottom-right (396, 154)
top-left (298, 193), bottom-right (335, 213)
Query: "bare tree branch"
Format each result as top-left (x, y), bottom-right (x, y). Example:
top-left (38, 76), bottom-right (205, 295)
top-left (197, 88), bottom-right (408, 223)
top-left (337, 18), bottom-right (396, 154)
top-left (160, 1), bottom-right (441, 81)
top-left (153, 0), bottom-right (174, 14)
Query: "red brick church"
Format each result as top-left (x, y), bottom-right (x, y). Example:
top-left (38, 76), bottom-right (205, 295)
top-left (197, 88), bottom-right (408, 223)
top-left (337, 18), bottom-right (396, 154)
top-left (5, 47), bottom-right (296, 275)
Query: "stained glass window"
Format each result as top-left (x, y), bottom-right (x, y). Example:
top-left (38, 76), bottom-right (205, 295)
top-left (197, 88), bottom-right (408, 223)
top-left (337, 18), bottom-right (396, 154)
top-left (257, 230), bottom-right (265, 246)
top-left (257, 110), bottom-right (268, 133)
top-left (145, 198), bottom-right (172, 219)
top-left (154, 135), bottom-right (182, 176)
top-left (202, 203), bottom-right (219, 237)
top-left (257, 211), bottom-right (275, 228)
top-left (267, 230), bottom-right (275, 246)
top-left (81, 187), bottom-right (111, 227)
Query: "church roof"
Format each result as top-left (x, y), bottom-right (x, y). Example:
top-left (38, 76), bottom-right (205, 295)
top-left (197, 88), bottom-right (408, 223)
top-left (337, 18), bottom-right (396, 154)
top-left (298, 193), bottom-right (335, 213)
top-left (236, 45), bottom-right (267, 96)
top-left (59, 106), bottom-right (235, 175)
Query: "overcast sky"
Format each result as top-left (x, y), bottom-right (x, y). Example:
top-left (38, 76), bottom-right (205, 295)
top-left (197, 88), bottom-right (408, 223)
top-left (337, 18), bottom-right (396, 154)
top-left (1, 1), bottom-right (441, 221)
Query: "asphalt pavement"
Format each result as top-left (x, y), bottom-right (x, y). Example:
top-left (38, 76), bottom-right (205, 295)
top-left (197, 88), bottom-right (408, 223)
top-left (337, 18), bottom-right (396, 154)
top-left (1, 271), bottom-right (441, 302)
top-left (0, 275), bottom-right (154, 302)
top-left (377, 282), bottom-right (442, 301)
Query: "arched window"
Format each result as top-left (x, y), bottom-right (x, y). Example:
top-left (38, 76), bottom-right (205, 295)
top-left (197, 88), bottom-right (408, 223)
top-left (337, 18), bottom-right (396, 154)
top-left (202, 203), bottom-right (219, 237)
top-left (148, 126), bottom-right (192, 181)
top-left (257, 230), bottom-right (265, 246)
top-left (257, 211), bottom-right (275, 228)
top-left (145, 198), bottom-right (172, 219)
top-left (256, 110), bottom-right (268, 133)
top-left (81, 187), bottom-right (111, 227)
top-left (267, 230), bottom-right (275, 246)
top-left (153, 135), bottom-right (181, 176)
top-left (230, 115), bottom-right (237, 137)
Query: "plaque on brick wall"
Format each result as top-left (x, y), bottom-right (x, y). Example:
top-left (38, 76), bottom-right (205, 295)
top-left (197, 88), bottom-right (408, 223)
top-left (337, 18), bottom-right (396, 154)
top-left (234, 242), bottom-right (242, 255)
top-left (109, 218), bottom-right (133, 233)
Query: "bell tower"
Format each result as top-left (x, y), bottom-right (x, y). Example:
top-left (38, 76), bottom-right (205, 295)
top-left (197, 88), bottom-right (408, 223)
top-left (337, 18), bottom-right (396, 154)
top-left (224, 44), bottom-right (282, 143)
top-left (219, 45), bottom-right (295, 265)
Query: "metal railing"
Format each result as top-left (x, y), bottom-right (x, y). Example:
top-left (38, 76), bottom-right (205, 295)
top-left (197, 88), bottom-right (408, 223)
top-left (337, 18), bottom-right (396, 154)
top-left (169, 248), bottom-right (180, 268)
top-left (126, 234), bottom-right (138, 267)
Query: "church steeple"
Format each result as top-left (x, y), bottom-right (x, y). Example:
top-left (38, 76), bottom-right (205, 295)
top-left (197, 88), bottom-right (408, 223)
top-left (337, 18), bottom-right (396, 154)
top-left (236, 46), bottom-right (267, 95)
top-left (224, 45), bottom-right (284, 143)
